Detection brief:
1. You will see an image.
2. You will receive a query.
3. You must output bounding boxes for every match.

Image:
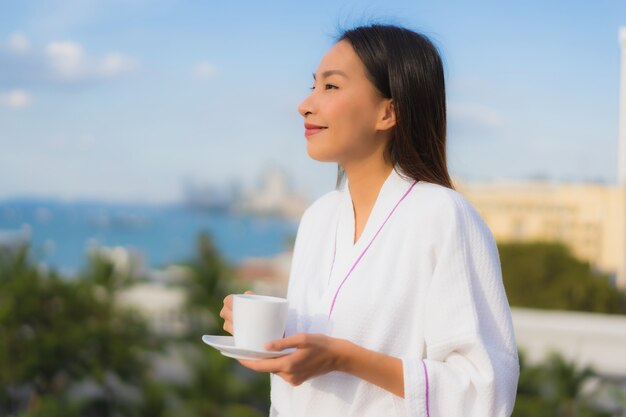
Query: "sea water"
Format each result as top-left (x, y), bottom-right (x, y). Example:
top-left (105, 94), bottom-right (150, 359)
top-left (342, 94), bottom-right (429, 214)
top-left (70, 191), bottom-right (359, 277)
top-left (0, 199), bottom-right (298, 276)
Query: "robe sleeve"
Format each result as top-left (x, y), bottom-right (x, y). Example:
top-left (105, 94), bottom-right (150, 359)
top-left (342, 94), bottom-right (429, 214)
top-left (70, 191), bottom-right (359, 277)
top-left (401, 192), bottom-right (519, 417)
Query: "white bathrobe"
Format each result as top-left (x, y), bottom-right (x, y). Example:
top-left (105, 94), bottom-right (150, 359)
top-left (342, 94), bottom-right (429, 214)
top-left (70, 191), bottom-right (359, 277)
top-left (269, 166), bottom-right (519, 417)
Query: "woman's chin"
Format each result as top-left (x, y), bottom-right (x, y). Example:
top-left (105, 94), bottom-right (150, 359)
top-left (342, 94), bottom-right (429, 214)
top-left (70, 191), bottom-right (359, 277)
top-left (305, 146), bottom-right (337, 163)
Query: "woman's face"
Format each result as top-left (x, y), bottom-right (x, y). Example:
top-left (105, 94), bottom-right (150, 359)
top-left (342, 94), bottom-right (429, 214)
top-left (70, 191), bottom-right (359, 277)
top-left (298, 40), bottom-right (394, 166)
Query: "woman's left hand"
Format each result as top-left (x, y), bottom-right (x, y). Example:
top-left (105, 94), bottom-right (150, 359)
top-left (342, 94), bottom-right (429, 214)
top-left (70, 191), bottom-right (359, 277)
top-left (237, 333), bottom-right (348, 386)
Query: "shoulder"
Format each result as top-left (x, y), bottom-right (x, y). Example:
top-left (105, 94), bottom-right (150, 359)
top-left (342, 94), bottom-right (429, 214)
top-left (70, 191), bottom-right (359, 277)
top-left (290, 189), bottom-right (342, 258)
top-left (405, 182), bottom-right (491, 237)
top-left (406, 182), bottom-right (472, 214)
top-left (298, 188), bottom-right (343, 229)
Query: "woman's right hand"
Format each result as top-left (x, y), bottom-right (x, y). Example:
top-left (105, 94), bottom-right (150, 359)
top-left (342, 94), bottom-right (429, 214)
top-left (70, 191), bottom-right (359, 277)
top-left (220, 290), bottom-right (254, 335)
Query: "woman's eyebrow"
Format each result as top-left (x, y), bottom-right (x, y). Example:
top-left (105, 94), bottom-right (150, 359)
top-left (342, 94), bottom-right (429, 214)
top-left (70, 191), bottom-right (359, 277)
top-left (312, 69), bottom-right (349, 80)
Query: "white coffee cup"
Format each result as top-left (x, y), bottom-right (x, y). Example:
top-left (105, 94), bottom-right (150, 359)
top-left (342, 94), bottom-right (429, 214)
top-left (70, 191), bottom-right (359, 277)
top-left (233, 294), bottom-right (288, 351)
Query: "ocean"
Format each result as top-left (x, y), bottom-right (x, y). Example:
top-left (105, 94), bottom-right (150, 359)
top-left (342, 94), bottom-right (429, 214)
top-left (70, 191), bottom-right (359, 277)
top-left (0, 199), bottom-right (299, 276)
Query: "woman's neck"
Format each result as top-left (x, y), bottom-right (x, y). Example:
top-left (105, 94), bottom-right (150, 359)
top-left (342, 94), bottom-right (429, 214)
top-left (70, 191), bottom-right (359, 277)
top-left (344, 157), bottom-right (394, 243)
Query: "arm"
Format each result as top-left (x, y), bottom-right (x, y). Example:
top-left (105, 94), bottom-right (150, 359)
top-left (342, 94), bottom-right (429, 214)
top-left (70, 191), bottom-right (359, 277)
top-left (336, 338), bottom-right (404, 398)
top-left (399, 193), bottom-right (519, 417)
top-left (238, 333), bottom-right (404, 398)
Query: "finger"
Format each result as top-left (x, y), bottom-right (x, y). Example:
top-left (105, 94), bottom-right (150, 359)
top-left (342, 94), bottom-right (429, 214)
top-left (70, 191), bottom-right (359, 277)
top-left (238, 357), bottom-right (285, 373)
top-left (268, 370), bottom-right (303, 387)
top-left (219, 306), bottom-right (232, 321)
top-left (244, 290), bottom-right (254, 295)
top-left (224, 294), bottom-right (233, 308)
top-left (223, 321), bottom-right (233, 335)
top-left (265, 333), bottom-right (306, 351)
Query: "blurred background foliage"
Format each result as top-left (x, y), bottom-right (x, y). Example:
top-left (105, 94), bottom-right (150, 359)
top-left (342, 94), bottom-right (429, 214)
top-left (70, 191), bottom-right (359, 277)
top-left (0, 232), bottom-right (268, 417)
top-left (0, 236), bottom-right (625, 416)
top-left (500, 242), bottom-right (626, 314)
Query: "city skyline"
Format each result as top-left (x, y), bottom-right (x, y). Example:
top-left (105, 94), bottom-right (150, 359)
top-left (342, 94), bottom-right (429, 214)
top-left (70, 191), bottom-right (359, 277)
top-left (1, 1), bottom-right (625, 203)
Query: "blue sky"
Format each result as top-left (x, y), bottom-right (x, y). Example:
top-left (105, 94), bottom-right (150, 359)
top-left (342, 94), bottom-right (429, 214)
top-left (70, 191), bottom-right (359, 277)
top-left (0, 0), bottom-right (625, 203)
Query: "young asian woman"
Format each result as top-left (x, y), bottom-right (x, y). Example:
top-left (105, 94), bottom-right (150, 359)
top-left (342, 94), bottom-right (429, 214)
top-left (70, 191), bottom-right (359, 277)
top-left (220, 23), bottom-right (520, 417)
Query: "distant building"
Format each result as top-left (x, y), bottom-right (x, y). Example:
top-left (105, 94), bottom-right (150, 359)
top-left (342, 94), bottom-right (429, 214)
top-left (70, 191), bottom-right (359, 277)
top-left (87, 244), bottom-right (147, 278)
top-left (0, 225), bottom-right (30, 257)
top-left (117, 281), bottom-right (189, 336)
top-left (618, 26), bottom-right (626, 186)
top-left (235, 167), bottom-right (309, 219)
top-left (234, 251), bottom-right (292, 297)
top-left (512, 307), bottom-right (626, 380)
top-left (456, 180), bottom-right (626, 289)
top-left (89, 245), bottom-right (194, 336)
top-left (182, 179), bottom-right (239, 212)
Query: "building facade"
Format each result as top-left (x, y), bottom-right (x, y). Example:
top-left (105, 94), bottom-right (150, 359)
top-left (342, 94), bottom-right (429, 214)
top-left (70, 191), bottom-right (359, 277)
top-left (456, 180), bottom-right (626, 289)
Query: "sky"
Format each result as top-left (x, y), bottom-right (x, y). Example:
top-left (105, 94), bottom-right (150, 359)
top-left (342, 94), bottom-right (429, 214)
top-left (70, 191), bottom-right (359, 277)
top-left (0, 0), bottom-right (625, 204)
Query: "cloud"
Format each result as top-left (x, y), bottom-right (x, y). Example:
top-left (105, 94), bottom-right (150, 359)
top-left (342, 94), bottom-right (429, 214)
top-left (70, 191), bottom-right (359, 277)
top-left (0, 89), bottom-right (32, 109)
top-left (448, 102), bottom-right (504, 130)
top-left (192, 61), bottom-right (217, 80)
top-left (100, 52), bottom-right (138, 77)
top-left (45, 40), bottom-right (139, 81)
top-left (7, 32), bottom-right (31, 54)
top-left (0, 33), bottom-right (140, 86)
top-left (46, 41), bottom-right (84, 78)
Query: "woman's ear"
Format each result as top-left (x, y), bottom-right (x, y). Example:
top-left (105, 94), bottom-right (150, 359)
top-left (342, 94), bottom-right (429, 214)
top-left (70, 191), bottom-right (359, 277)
top-left (376, 98), bottom-right (396, 131)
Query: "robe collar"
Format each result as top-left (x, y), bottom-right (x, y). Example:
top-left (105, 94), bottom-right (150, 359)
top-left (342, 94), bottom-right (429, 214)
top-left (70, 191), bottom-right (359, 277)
top-left (336, 165), bottom-right (416, 263)
top-left (303, 165), bottom-right (417, 330)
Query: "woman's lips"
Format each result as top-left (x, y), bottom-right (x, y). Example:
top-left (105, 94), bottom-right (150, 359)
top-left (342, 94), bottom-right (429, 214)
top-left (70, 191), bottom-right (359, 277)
top-left (304, 124), bottom-right (327, 137)
top-left (305, 127), bottom-right (326, 136)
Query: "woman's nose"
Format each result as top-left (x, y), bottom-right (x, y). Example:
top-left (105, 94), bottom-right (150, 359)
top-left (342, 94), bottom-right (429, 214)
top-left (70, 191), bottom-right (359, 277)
top-left (298, 93), bottom-right (315, 117)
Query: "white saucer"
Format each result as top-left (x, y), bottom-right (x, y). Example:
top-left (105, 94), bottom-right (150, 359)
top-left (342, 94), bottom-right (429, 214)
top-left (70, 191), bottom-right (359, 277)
top-left (202, 335), bottom-right (295, 361)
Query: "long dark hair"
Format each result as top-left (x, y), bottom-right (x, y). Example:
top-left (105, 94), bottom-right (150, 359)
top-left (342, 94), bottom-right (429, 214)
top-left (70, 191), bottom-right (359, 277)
top-left (336, 24), bottom-right (454, 190)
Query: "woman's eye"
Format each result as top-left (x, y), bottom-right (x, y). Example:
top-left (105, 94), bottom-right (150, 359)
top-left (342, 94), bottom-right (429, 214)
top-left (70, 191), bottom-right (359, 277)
top-left (308, 84), bottom-right (338, 91)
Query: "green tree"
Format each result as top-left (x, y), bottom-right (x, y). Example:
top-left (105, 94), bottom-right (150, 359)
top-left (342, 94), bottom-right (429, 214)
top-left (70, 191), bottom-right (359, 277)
top-left (174, 231), bottom-right (272, 416)
top-left (513, 350), bottom-right (613, 417)
top-left (0, 246), bottom-right (159, 416)
top-left (498, 242), bottom-right (626, 314)
top-left (0, 232), bottom-right (273, 417)
top-left (185, 232), bottom-right (234, 329)
top-left (172, 346), bottom-right (268, 417)
top-left (514, 350), bottom-right (556, 416)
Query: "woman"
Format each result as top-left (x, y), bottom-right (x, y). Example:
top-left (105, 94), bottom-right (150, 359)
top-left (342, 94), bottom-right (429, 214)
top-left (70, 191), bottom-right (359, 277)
top-left (220, 23), bottom-right (519, 416)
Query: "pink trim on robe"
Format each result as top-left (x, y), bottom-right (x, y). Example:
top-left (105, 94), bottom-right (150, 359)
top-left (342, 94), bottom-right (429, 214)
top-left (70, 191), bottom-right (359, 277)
top-left (422, 359), bottom-right (430, 417)
top-left (328, 180), bottom-right (418, 319)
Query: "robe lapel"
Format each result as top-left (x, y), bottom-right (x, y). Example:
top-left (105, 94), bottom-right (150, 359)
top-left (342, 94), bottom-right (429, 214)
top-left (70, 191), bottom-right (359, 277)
top-left (316, 166), bottom-right (415, 323)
